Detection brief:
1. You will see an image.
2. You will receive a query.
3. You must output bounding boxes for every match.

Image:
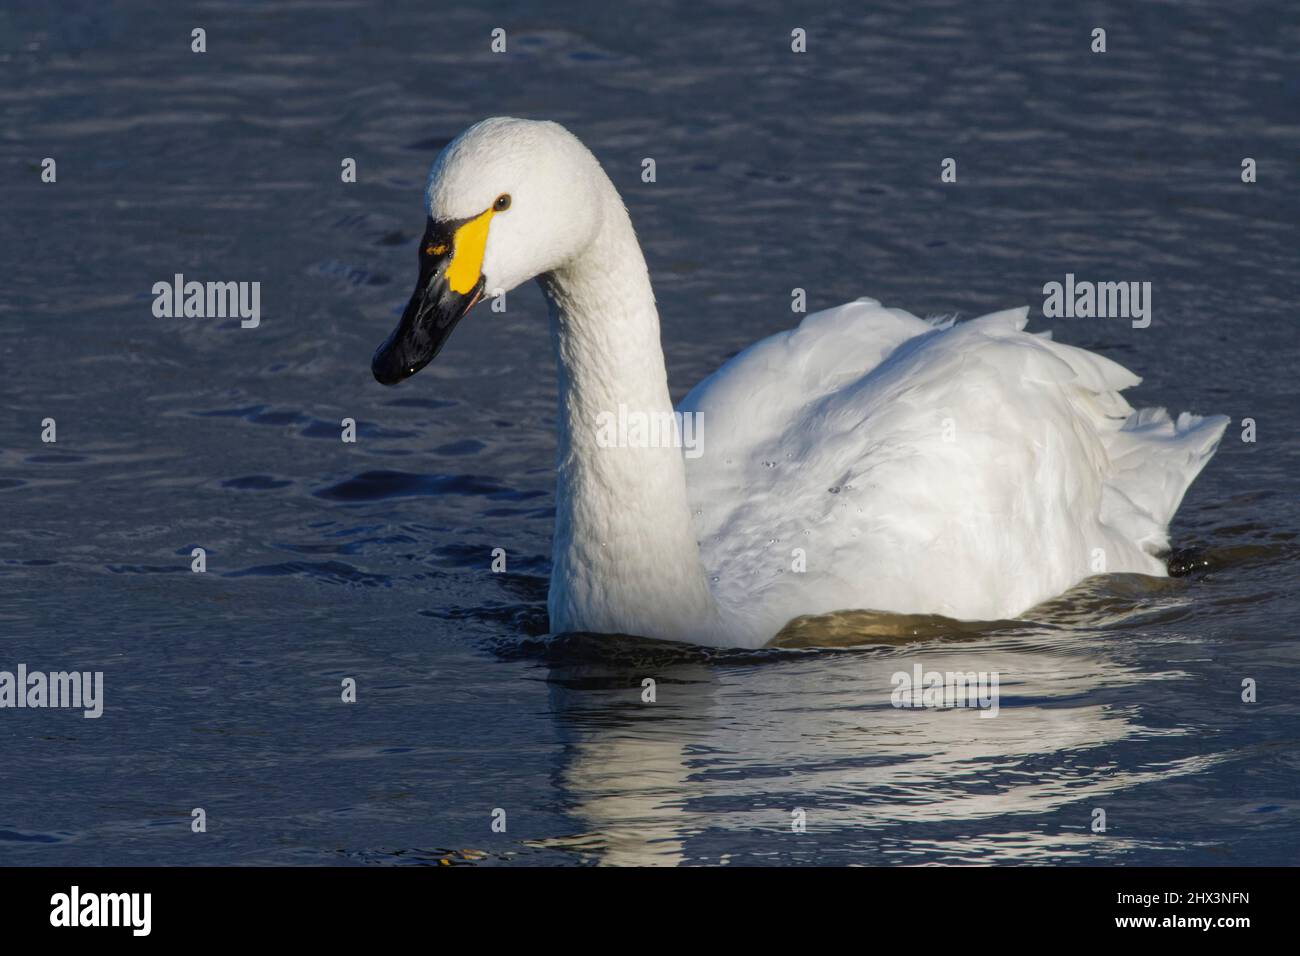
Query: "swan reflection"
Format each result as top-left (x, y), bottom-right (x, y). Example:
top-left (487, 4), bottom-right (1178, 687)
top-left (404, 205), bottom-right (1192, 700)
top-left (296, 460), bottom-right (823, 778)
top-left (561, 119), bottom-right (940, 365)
top-left (532, 611), bottom-right (1219, 865)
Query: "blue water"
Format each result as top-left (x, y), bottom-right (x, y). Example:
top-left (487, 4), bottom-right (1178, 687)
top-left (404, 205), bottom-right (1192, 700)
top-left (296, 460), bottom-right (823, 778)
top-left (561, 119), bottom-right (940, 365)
top-left (1, 1), bottom-right (1297, 865)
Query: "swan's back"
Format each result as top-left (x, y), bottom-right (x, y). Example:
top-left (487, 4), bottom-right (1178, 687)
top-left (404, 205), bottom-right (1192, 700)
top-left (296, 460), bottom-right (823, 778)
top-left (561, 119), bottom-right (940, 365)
top-left (679, 299), bottom-right (1227, 642)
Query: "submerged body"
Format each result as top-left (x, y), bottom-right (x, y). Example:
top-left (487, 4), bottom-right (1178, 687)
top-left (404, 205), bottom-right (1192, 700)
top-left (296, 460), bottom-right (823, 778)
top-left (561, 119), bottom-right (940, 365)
top-left (372, 117), bottom-right (1227, 649)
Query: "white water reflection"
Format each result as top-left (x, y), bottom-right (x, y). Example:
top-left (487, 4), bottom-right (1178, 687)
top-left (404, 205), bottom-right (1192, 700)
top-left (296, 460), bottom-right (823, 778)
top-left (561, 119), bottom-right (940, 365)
top-left (536, 636), bottom-right (1224, 865)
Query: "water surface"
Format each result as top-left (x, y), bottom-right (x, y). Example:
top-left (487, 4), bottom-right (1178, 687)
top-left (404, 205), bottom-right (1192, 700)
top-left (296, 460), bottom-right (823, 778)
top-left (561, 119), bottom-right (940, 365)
top-left (1, 0), bottom-right (1298, 865)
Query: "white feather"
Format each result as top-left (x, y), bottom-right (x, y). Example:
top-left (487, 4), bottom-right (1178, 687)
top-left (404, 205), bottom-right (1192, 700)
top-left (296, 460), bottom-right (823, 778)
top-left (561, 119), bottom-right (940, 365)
top-left (419, 118), bottom-right (1228, 649)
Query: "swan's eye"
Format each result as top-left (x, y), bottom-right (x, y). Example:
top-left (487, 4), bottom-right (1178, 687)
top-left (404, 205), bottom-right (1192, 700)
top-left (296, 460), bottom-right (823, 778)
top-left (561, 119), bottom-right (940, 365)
top-left (493, 194), bottom-right (511, 212)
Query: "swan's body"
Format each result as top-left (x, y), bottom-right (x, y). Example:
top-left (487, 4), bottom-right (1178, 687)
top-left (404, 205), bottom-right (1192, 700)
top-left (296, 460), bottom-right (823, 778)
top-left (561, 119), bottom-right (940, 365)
top-left (373, 117), bottom-right (1227, 649)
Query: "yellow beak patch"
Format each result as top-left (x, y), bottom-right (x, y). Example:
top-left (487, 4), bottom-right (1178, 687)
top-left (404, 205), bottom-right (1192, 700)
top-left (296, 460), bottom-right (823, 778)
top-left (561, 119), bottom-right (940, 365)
top-left (445, 207), bottom-right (496, 294)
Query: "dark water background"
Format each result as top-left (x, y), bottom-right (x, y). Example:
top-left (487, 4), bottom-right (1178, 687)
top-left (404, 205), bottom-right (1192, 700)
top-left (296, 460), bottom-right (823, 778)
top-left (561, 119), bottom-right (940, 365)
top-left (1, 0), bottom-right (1297, 864)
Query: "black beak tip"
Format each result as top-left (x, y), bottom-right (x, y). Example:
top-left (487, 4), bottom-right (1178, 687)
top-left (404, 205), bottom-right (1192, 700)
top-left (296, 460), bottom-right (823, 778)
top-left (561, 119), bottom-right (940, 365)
top-left (371, 346), bottom-right (410, 386)
top-left (372, 225), bottom-right (482, 387)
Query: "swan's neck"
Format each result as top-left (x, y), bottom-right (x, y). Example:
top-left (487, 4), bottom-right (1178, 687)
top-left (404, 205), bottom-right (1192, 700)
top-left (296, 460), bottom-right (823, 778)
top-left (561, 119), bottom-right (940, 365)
top-left (540, 191), bottom-right (718, 642)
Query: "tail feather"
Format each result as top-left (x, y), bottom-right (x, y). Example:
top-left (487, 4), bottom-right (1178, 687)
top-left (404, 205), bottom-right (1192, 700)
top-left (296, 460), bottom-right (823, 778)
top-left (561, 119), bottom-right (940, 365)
top-left (1010, 314), bottom-right (1227, 559)
top-left (1103, 408), bottom-right (1229, 553)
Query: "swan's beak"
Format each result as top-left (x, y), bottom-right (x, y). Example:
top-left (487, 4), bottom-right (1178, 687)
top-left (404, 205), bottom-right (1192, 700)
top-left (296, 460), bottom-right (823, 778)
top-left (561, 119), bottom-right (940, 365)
top-left (372, 217), bottom-right (487, 385)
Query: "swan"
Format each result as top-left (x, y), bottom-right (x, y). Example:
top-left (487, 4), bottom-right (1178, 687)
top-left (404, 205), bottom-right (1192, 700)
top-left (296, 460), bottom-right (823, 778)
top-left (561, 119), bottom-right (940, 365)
top-left (372, 117), bottom-right (1228, 650)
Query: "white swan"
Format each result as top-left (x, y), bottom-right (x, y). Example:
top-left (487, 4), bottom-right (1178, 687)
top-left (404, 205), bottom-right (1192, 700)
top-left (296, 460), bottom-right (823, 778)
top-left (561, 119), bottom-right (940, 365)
top-left (372, 117), bottom-right (1228, 649)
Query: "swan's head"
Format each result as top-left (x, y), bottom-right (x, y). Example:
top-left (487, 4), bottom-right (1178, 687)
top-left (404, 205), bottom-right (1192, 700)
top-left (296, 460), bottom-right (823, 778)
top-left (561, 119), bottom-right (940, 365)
top-left (372, 117), bottom-right (604, 385)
